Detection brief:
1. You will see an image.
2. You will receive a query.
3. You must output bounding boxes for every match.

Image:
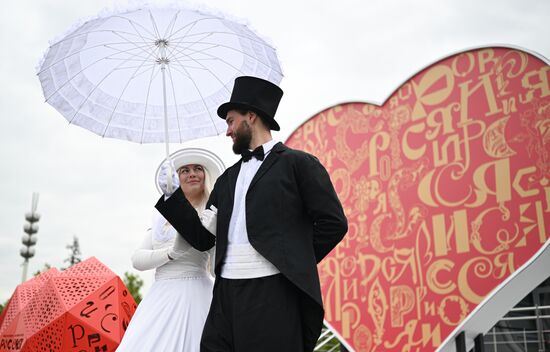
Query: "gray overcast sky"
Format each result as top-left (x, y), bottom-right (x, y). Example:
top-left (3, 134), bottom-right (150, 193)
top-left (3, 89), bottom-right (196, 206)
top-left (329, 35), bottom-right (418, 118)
top-left (1, 0), bottom-right (549, 301)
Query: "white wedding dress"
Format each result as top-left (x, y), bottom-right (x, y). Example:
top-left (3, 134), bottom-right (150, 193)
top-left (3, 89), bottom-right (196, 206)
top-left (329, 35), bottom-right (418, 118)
top-left (117, 210), bottom-right (214, 352)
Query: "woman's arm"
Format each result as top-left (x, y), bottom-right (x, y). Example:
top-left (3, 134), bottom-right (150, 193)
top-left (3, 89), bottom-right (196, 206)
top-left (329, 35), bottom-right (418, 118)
top-left (131, 229), bottom-right (172, 271)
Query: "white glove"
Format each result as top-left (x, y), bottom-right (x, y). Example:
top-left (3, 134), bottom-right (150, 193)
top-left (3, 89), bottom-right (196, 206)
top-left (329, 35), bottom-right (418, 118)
top-left (168, 233), bottom-right (191, 260)
top-left (158, 158), bottom-right (179, 198)
top-left (200, 205), bottom-right (218, 236)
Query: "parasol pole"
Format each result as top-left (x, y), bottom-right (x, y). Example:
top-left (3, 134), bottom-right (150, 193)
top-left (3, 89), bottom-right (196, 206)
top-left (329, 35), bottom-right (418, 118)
top-left (158, 39), bottom-right (173, 194)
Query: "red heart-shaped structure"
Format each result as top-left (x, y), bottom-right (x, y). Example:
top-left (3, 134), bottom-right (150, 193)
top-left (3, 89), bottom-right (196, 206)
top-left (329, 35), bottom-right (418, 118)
top-left (286, 46), bottom-right (550, 352)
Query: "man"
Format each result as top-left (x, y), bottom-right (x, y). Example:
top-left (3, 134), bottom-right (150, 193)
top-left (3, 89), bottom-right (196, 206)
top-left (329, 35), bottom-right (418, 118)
top-left (156, 76), bottom-right (348, 352)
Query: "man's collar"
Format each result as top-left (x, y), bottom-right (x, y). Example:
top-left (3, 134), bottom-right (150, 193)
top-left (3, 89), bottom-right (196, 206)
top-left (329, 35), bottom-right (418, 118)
top-left (261, 139), bottom-right (278, 155)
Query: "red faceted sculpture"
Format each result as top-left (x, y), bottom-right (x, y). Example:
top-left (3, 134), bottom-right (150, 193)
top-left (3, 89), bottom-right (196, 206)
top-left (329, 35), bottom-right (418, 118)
top-left (0, 257), bottom-right (137, 351)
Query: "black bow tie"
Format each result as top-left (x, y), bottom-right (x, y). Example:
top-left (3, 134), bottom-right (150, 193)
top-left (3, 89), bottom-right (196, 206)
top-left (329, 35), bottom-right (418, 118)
top-left (242, 146), bottom-right (265, 162)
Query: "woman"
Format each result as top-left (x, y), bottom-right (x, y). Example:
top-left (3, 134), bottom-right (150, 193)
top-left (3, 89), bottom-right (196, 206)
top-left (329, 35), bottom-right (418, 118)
top-left (117, 148), bottom-right (224, 352)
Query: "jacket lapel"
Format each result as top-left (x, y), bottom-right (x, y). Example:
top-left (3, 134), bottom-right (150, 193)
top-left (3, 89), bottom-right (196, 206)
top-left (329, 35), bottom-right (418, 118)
top-left (218, 161), bottom-right (241, 255)
top-left (227, 161), bottom-right (241, 204)
top-left (248, 142), bottom-right (286, 191)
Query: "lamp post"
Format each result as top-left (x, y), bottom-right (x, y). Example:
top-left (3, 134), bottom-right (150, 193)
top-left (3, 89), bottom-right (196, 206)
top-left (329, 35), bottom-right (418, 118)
top-left (21, 192), bottom-right (40, 282)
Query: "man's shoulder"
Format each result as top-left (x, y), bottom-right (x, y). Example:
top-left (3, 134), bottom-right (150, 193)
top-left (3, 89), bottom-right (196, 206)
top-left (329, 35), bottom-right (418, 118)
top-left (278, 143), bottom-right (320, 163)
top-left (219, 162), bottom-right (239, 178)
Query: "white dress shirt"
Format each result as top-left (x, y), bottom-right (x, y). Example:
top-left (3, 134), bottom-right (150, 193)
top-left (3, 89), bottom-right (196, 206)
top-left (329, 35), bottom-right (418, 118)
top-left (221, 139), bottom-right (280, 279)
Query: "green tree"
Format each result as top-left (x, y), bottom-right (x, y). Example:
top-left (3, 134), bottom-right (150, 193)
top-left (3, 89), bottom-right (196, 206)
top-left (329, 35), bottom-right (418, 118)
top-left (63, 236), bottom-right (82, 269)
top-left (0, 299), bottom-right (7, 315)
top-left (315, 326), bottom-right (346, 351)
top-left (123, 272), bottom-right (144, 305)
top-left (33, 263), bottom-right (52, 277)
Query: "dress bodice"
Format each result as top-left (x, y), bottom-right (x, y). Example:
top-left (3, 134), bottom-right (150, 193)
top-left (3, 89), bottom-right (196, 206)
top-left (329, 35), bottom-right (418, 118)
top-left (153, 214), bottom-right (211, 280)
top-left (132, 211), bottom-right (214, 281)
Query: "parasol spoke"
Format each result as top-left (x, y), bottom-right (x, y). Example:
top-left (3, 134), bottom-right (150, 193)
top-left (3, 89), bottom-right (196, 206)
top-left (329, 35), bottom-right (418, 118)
top-left (108, 14), bottom-right (163, 62)
top-left (169, 43), bottom-right (219, 59)
top-left (173, 64), bottom-right (221, 135)
top-left (44, 55), bottom-right (123, 102)
top-left (68, 45), bottom-right (158, 124)
top-left (67, 59), bottom-right (137, 123)
top-left (167, 42), bottom-right (218, 60)
top-left (109, 30), bottom-right (160, 60)
top-left (163, 16), bottom-right (222, 42)
top-left (44, 45), bottom-right (158, 102)
top-left (102, 52), bottom-right (159, 137)
top-left (165, 65), bottom-right (183, 143)
top-left (49, 29), bottom-right (156, 49)
top-left (164, 18), bottom-right (279, 74)
top-left (171, 41), bottom-right (281, 76)
top-left (162, 10), bottom-right (181, 39)
top-left (103, 44), bottom-right (157, 62)
top-left (148, 10), bottom-right (162, 40)
top-left (171, 30), bottom-right (275, 48)
top-left (169, 57), bottom-right (219, 63)
top-left (165, 31), bottom-right (213, 60)
top-left (126, 17), bottom-right (159, 59)
top-left (140, 64), bottom-right (161, 144)
top-left (37, 42), bottom-right (153, 75)
top-left (167, 64), bottom-right (193, 78)
top-left (169, 45), bottom-right (248, 77)
top-left (103, 56), bottom-right (158, 63)
top-left (170, 55), bottom-right (232, 94)
top-left (169, 62), bottom-right (209, 72)
top-left (166, 32), bottom-right (230, 76)
top-left (108, 15), bottom-right (158, 40)
top-left (111, 62), bottom-right (158, 76)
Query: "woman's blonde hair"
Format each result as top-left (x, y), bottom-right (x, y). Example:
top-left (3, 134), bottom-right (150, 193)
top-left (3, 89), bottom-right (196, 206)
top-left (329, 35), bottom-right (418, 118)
top-left (197, 166), bottom-right (214, 212)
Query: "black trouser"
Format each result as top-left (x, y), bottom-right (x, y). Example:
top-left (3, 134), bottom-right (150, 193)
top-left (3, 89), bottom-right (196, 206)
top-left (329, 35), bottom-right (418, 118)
top-left (200, 274), bottom-right (304, 352)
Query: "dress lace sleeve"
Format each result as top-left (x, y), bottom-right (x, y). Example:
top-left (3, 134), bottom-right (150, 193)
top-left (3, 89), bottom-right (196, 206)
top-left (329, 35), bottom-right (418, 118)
top-left (131, 228), bottom-right (171, 271)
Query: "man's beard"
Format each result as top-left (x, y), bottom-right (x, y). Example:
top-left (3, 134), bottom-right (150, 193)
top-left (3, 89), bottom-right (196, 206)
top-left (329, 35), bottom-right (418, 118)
top-left (232, 121), bottom-right (252, 154)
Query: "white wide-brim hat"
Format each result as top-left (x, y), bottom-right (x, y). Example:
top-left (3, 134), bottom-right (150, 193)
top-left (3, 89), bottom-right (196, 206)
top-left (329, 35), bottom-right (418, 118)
top-left (155, 148), bottom-right (225, 194)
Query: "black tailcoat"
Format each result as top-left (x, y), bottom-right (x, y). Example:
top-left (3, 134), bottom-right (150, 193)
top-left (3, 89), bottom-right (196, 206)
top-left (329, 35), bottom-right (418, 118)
top-left (156, 142), bottom-right (348, 351)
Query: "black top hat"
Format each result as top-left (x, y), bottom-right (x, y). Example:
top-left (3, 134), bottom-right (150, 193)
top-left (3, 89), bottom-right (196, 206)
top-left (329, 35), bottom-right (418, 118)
top-left (217, 76), bottom-right (283, 131)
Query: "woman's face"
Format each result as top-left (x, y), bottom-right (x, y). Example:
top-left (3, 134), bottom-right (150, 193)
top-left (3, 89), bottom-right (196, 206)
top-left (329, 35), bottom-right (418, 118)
top-left (178, 164), bottom-right (205, 197)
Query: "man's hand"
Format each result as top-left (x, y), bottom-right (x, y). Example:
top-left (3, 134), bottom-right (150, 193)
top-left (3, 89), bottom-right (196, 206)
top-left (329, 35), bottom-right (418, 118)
top-left (158, 159), bottom-right (179, 198)
top-left (200, 205), bottom-right (218, 236)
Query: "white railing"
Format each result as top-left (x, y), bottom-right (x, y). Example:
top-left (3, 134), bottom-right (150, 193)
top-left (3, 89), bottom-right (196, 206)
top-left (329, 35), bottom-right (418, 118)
top-left (483, 304), bottom-right (549, 351)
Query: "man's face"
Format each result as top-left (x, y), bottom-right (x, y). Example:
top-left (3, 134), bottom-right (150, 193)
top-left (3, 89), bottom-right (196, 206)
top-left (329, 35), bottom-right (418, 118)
top-left (225, 110), bottom-right (252, 154)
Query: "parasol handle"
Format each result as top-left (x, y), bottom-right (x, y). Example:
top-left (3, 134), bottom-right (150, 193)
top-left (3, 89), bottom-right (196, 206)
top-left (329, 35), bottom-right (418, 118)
top-left (159, 43), bottom-right (173, 194)
top-left (166, 159), bottom-right (174, 195)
